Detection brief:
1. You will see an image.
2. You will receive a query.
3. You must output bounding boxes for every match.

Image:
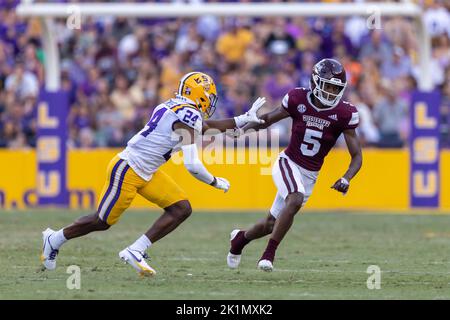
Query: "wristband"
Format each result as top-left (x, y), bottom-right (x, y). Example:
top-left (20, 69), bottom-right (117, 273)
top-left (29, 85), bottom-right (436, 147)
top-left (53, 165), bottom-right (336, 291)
top-left (233, 114), bottom-right (248, 128)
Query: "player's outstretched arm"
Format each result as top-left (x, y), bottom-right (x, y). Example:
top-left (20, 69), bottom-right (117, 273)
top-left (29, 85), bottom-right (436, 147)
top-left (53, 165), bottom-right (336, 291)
top-left (331, 129), bottom-right (363, 194)
top-left (203, 97), bottom-right (266, 134)
top-left (174, 121), bottom-right (230, 192)
top-left (240, 105), bottom-right (290, 133)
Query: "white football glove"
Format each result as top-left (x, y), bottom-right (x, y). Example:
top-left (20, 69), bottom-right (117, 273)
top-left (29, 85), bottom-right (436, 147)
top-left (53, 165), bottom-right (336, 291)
top-left (210, 177), bottom-right (230, 193)
top-left (234, 97), bottom-right (266, 128)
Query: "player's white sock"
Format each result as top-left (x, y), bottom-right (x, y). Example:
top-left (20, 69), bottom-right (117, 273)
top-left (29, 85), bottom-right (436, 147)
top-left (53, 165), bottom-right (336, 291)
top-left (129, 235), bottom-right (152, 253)
top-left (49, 229), bottom-right (67, 249)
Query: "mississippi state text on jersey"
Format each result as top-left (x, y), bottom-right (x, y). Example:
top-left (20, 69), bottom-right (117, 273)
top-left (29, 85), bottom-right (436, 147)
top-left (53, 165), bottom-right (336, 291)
top-left (282, 87), bottom-right (359, 171)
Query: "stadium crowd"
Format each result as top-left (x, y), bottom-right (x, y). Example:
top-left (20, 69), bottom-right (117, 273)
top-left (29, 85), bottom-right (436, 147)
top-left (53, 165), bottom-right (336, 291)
top-left (0, 0), bottom-right (449, 148)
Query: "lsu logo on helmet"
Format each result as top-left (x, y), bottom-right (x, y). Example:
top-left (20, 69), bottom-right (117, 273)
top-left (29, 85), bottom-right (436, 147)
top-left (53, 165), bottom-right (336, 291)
top-left (177, 72), bottom-right (218, 119)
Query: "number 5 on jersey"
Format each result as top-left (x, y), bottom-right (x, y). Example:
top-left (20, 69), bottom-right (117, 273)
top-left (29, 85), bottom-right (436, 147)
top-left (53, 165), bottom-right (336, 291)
top-left (301, 128), bottom-right (322, 157)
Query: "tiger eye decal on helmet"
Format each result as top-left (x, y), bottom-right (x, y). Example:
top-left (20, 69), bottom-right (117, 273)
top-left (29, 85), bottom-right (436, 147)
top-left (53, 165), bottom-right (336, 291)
top-left (177, 72), bottom-right (218, 119)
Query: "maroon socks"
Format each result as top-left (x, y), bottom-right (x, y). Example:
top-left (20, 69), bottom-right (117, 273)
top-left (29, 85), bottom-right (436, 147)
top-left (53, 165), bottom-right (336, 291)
top-left (260, 238), bottom-right (279, 262)
top-left (230, 231), bottom-right (280, 263)
top-left (230, 231), bottom-right (250, 255)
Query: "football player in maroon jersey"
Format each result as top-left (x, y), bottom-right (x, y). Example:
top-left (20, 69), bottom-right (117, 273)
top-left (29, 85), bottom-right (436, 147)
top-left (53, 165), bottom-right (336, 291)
top-left (227, 58), bottom-right (363, 271)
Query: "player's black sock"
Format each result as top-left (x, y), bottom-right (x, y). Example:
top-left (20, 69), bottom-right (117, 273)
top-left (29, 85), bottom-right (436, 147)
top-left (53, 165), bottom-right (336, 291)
top-left (230, 231), bottom-right (250, 255)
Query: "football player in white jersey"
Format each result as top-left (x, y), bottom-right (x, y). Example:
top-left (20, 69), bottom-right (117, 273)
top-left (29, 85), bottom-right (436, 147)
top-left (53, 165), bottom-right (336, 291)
top-left (40, 72), bottom-right (266, 276)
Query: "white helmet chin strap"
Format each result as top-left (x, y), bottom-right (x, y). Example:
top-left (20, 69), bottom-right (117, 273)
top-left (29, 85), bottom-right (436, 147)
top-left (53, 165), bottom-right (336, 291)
top-left (316, 90), bottom-right (340, 107)
top-left (312, 75), bottom-right (346, 107)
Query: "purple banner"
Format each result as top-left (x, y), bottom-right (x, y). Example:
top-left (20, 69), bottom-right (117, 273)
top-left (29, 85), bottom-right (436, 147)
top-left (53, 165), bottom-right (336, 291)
top-left (409, 91), bottom-right (441, 208)
top-left (37, 90), bottom-right (69, 206)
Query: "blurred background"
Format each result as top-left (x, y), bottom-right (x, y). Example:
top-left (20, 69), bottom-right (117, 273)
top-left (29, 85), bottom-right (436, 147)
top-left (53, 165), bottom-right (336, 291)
top-left (1, 0), bottom-right (449, 149)
top-left (0, 0), bottom-right (448, 211)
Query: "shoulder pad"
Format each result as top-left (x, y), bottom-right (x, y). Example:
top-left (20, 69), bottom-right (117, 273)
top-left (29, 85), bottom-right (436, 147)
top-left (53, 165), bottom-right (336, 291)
top-left (171, 104), bottom-right (202, 132)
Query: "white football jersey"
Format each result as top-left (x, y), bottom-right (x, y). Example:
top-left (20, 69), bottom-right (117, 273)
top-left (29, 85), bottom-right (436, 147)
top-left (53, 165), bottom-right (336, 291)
top-left (119, 98), bottom-right (202, 181)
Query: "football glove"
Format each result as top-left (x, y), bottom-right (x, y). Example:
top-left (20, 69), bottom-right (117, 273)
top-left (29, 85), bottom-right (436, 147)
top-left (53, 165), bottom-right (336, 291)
top-left (331, 177), bottom-right (350, 195)
top-left (234, 97), bottom-right (266, 128)
top-left (210, 177), bottom-right (230, 193)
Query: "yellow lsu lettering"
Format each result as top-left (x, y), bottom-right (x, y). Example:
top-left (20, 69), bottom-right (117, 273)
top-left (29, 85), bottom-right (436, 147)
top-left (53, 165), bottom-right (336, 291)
top-left (37, 137), bottom-right (60, 163)
top-left (413, 171), bottom-right (438, 197)
top-left (38, 102), bottom-right (59, 129)
top-left (38, 171), bottom-right (61, 196)
top-left (414, 102), bottom-right (437, 129)
top-left (413, 137), bottom-right (438, 164)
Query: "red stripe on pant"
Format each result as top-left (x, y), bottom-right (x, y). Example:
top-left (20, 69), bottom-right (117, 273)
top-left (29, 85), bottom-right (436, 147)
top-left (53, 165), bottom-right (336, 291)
top-left (282, 158), bottom-right (298, 193)
top-left (279, 158), bottom-right (293, 193)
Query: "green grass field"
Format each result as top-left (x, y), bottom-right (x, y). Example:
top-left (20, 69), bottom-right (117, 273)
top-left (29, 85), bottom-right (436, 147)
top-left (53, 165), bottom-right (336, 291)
top-left (0, 210), bottom-right (449, 300)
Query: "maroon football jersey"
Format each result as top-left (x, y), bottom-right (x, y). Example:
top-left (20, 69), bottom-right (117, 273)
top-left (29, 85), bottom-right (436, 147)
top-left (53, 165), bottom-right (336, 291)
top-left (282, 87), bottom-right (359, 171)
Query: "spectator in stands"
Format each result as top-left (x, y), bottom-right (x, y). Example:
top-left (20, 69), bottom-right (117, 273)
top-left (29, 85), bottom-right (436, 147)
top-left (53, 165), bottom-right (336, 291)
top-left (216, 20), bottom-right (254, 65)
top-left (5, 61), bottom-right (38, 99)
top-left (347, 91), bottom-right (379, 146)
top-left (359, 30), bottom-right (392, 65)
top-left (441, 77), bottom-right (450, 147)
top-left (0, 0), bottom-right (449, 149)
top-left (262, 68), bottom-right (296, 107)
top-left (110, 73), bottom-right (139, 122)
top-left (373, 82), bottom-right (409, 148)
top-left (381, 46), bottom-right (412, 81)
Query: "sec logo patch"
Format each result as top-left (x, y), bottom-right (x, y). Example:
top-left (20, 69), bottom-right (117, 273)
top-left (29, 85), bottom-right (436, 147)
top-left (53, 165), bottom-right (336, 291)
top-left (297, 104), bottom-right (306, 113)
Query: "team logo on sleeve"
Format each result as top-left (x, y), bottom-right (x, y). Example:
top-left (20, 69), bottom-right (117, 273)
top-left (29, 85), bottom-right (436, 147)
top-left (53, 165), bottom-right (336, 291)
top-left (297, 104), bottom-right (306, 113)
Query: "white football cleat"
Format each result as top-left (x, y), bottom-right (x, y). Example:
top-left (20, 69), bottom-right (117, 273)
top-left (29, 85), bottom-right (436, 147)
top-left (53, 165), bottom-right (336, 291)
top-left (119, 247), bottom-right (156, 277)
top-left (258, 259), bottom-right (273, 272)
top-left (227, 229), bottom-right (242, 269)
top-left (227, 252), bottom-right (241, 269)
top-left (40, 228), bottom-right (59, 270)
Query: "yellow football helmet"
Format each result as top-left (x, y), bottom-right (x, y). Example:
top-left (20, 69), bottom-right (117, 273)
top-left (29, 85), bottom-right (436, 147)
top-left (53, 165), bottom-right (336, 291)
top-left (176, 72), bottom-right (218, 119)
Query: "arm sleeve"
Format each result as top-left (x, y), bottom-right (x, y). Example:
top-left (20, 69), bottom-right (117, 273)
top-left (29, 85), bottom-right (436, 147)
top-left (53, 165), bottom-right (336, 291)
top-left (344, 103), bottom-right (360, 130)
top-left (182, 143), bottom-right (215, 185)
top-left (281, 88), bottom-right (302, 117)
